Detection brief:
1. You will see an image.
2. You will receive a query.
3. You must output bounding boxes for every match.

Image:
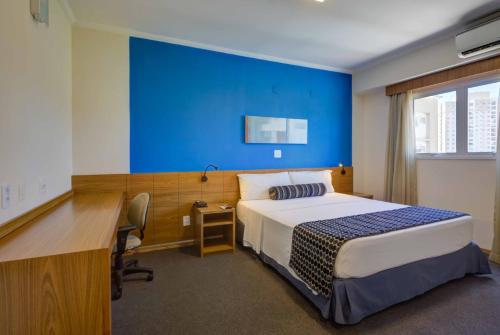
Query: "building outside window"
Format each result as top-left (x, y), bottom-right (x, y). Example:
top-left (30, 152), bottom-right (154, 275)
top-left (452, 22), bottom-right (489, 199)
top-left (413, 78), bottom-right (499, 158)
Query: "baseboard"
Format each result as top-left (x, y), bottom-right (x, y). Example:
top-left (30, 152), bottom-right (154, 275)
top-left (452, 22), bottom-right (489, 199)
top-left (0, 191), bottom-right (73, 239)
top-left (127, 234), bottom-right (231, 255)
top-left (128, 239), bottom-right (195, 254)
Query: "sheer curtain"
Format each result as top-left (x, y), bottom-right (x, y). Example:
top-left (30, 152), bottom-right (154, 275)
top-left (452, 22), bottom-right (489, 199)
top-left (490, 116), bottom-right (500, 263)
top-left (384, 92), bottom-right (418, 205)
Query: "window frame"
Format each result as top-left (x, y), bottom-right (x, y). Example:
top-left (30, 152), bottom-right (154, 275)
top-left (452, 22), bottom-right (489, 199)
top-left (413, 75), bottom-right (500, 160)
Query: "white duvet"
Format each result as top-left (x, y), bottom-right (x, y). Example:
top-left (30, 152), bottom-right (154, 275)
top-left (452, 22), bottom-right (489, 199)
top-left (237, 193), bottom-right (472, 280)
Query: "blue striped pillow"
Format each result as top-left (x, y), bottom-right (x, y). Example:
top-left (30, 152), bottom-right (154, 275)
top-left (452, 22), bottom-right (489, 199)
top-left (269, 183), bottom-right (327, 200)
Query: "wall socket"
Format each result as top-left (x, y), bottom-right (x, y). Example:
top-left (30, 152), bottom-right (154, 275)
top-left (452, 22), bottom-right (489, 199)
top-left (1, 184), bottom-right (11, 209)
top-left (18, 183), bottom-right (26, 202)
top-left (182, 215), bottom-right (191, 226)
top-left (274, 149), bottom-right (282, 158)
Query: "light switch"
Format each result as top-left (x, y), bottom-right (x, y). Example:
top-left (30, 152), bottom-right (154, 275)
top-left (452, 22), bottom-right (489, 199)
top-left (1, 184), bottom-right (11, 209)
top-left (274, 149), bottom-right (282, 158)
top-left (183, 215), bottom-right (191, 226)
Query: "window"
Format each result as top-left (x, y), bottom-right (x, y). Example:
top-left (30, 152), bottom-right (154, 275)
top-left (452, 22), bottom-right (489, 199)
top-left (413, 78), bottom-right (500, 157)
top-left (467, 82), bottom-right (500, 153)
top-left (414, 91), bottom-right (456, 154)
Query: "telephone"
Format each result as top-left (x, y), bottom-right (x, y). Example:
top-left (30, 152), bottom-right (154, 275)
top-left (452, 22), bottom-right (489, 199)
top-left (193, 200), bottom-right (208, 208)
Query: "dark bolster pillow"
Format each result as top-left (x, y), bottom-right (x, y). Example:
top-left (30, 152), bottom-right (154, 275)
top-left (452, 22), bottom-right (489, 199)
top-left (269, 183), bottom-right (327, 200)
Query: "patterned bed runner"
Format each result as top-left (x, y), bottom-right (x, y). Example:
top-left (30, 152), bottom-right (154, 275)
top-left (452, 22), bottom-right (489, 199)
top-left (289, 206), bottom-right (467, 297)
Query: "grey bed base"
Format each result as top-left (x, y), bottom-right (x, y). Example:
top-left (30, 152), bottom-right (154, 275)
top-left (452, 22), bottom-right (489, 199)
top-left (238, 220), bottom-right (491, 325)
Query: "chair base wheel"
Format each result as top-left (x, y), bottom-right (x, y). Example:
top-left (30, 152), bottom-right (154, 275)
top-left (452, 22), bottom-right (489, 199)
top-left (112, 291), bottom-right (122, 301)
top-left (123, 265), bottom-right (154, 282)
top-left (125, 259), bottom-right (138, 268)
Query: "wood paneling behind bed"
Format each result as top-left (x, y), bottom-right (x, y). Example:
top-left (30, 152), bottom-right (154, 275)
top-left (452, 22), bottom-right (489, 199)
top-left (72, 167), bottom-right (353, 249)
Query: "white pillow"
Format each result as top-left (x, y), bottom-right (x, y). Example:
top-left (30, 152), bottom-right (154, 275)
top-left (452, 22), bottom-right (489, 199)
top-left (238, 172), bottom-right (292, 201)
top-left (288, 170), bottom-right (334, 193)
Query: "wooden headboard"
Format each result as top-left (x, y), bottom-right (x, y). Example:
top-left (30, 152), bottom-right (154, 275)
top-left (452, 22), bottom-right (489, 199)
top-left (72, 167), bottom-right (353, 249)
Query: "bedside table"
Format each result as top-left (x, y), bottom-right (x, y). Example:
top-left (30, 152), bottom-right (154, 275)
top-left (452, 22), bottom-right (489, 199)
top-left (344, 192), bottom-right (374, 199)
top-left (193, 204), bottom-right (235, 257)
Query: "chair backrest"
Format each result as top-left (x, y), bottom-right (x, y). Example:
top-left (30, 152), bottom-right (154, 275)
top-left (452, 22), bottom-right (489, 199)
top-left (127, 193), bottom-right (150, 240)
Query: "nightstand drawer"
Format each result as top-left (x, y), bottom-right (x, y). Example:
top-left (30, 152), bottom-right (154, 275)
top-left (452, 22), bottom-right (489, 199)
top-left (203, 212), bottom-right (234, 227)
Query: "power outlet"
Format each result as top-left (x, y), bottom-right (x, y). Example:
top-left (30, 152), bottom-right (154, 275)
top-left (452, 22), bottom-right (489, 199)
top-left (274, 149), bottom-right (282, 158)
top-left (18, 183), bottom-right (26, 202)
top-left (1, 184), bottom-right (11, 209)
top-left (182, 215), bottom-right (191, 226)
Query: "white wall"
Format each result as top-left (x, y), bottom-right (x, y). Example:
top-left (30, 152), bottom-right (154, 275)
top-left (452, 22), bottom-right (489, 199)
top-left (353, 36), bottom-right (499, 94)
top-left (353, 41), bottom-right (498, 250)
top-left (0, 0), bottom-right (72, 225)
top-left (72, 27), bottom-right (130, 175)
top-left (417, 159), bottom-right (495, 248)
top-left (352, 88), bottom-right (390, 200)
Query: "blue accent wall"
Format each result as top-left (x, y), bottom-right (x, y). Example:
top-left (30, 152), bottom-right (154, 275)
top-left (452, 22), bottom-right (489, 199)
top-left (130, 37), bottom-right (352, 173)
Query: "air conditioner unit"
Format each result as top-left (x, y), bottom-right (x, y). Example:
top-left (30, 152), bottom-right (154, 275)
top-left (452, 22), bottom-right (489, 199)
top-left (456, 16), bottom-right (500, 58)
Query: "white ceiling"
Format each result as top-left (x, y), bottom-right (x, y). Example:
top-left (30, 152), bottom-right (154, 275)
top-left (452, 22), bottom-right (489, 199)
top-left (66, 0), bottom-right (500, 72)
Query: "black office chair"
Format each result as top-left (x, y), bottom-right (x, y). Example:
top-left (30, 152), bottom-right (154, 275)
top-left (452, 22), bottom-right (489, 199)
top-left (112, 192), bottom-right (154, 300)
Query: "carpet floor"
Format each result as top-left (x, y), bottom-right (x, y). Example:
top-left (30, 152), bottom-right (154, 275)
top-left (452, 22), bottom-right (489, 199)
top-left (112, 246), bottom-right (500, 335)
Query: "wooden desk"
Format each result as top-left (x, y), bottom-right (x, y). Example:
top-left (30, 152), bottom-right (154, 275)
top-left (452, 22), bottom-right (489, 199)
top-left (0, 192), bottom-right (124, 335)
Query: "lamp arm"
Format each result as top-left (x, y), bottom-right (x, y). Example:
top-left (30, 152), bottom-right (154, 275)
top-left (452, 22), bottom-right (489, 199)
top-left (201, 164), bottom-right (219, 182)
top-left (203, 164), bottom-right (219, 175)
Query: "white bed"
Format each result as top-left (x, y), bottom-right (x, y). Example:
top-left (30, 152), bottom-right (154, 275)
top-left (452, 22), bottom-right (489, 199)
top-left (237, 192), bottom-right (473, 280)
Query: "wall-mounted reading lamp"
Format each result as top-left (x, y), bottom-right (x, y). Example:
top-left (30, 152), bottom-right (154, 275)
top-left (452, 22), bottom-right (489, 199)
top-left (201, 164), bottom-right (219, 182)
top-left (339, 163), bottom-right (346, 175)
top-left (31, 0), bottom-right (49, 24)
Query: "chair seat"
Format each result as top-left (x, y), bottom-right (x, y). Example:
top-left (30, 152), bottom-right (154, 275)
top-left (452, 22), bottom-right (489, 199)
top-left (113, 234), bottom-right (142, 253)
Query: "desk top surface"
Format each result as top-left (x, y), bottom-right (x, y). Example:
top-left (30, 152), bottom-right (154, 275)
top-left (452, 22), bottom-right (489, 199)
top-left (0, 192), bottom-right (124, 263)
